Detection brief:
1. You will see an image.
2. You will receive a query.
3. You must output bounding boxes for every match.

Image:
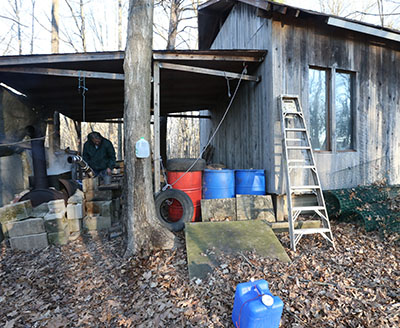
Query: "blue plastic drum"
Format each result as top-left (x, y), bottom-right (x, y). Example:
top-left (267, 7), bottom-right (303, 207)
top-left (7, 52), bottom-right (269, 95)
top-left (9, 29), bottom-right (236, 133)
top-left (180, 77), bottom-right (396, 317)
top-left (202, 169), bottom-right (235, 199)
top-left (235, 169), bottom-right (266, 195)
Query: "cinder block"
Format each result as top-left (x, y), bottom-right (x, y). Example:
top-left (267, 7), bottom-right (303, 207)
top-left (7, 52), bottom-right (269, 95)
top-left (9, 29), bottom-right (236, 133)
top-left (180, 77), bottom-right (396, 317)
top-left (10, 233), bottom-right (48, 251)
top-left (44, 213), bottom-right (68, 233)
top-left (83, 177), bottom-right (99, 192)
top-left (3, 218), bottom-right (45, 238)
top-left (85, 190), bottom-right (112, 201)
top-left (201, 198), bottom-right (237, 222)
top-left (69, 231), bottom-right (81, 241)
top-left (68, 218), bottom-right (81, 232)
top-left (0, 200), bottom-right (32, 224)
top-left (67, 204), bottom-right (83, 219)
top-left (236, 195), bottom-right (276, 222)
top-left (47, 227), bottom-right (70, 245)
top-left (67, 189), bottom-right (84, 204)
top-left (83, 215), bottom-right (111, 231)
top-left (86, 201), bottom-right (112, 216)
top-left (47, 199), bottom-right (66, 214)
top-left (100, 201), bottom-right (112, 217)
top-left (32, 203), bottom-right (49, 218)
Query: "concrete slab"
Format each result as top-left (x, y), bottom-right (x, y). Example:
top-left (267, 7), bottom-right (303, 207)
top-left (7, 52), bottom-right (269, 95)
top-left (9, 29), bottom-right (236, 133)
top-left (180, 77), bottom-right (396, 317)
top-left (0, 200), bottom-right (32, 224)
top-left (67, 189), bottom-right (84, 204)
top-left (271, 220), bottom-right (321, 233)
top-left (67, 204), bottom-right (83, 219)
top-left (10, 233), bottom-right (48, 251)
top-left (236, 195), bottom-right (275, 222)
top-left (32, 203), bottom-right (49, 218)
top-left (3, 218), bottom-right (45, 238)
top-left (47, 227), bottom-right (70, 245)
top-left (185, 220), bottom-right (290, 280)
top-left (83, 215), bottom-right (111, 231)
top-left (47, 200), bottom-right (66, 214)
top-left (201, 198), bottom-right (236, 222)
top-left (68, 218), bottom-right (82, 232)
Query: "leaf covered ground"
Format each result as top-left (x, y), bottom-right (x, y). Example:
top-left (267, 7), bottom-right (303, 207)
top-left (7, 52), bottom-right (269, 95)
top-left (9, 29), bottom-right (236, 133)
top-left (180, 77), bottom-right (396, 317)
top-left (0, 222), bottom-right (399, 328)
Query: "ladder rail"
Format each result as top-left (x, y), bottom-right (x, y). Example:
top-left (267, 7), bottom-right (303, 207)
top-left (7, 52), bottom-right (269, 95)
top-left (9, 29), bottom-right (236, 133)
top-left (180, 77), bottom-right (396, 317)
top-left (279, 95), bottom-right (335, 251)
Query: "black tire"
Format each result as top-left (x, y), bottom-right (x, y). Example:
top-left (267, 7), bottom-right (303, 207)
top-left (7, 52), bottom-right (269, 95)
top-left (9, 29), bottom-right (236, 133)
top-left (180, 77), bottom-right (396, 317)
top-left (154, 189), bottom-right (194, 232)
top-left (166, 158), bottom-right (206, 172)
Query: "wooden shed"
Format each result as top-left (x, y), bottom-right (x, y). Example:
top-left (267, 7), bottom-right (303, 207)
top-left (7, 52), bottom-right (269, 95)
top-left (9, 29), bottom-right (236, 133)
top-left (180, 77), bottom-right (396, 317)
top-left (198, 0), bottom-right (400, 197)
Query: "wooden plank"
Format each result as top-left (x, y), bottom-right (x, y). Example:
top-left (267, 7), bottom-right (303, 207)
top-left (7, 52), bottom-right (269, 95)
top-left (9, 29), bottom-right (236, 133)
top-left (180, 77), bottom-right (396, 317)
top-left (158, 62), bottom-right (260, 82)
top-left (153, 61), bottom-right (161, 193)
top-left (153, 52), bottom-right (264, 62)
top-left (0, 51), bottom-right (124, 66)
top-left (167, 114), bottom-right (211, 119)
top-left (0, 67), bottom-right (124, 80)
top-left (238, 0), bottom-right (271, 11)
top-left (236, 195), bottom-right (276, 222)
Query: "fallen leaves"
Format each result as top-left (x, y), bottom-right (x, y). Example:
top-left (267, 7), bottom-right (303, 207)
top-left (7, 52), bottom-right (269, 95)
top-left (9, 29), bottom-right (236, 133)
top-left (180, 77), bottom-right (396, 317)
top-left (0, 223), bottom-right (399, 327)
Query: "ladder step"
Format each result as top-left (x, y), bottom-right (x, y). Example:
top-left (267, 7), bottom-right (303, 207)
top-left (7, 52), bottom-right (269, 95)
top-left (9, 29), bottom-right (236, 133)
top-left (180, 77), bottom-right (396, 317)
top-left (287, 146), bottom-right (311, 150)
top-left (285, 128), bottom-right (306, 132)
top-left (292, 206), bottom-right (326, 212)
top-left (285, 138), bottom-right (303, 142)
top-left (291, 185), bottom-right (321, 190)
top-left (294, 228), bottom-right (331, 235)
top-left (288, 159), bottom-right (306, 163)
top-left (288, 165), bottom-right (315, 169)
top-left (284, 111), bottom-right (301, 115)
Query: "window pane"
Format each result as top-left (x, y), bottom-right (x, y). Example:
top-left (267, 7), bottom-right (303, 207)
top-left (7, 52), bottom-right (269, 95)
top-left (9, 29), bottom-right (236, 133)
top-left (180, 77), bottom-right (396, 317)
top-left (335, 72), bottom-right (353, 150)
top-left (309, 69), bottom-right (328, 150)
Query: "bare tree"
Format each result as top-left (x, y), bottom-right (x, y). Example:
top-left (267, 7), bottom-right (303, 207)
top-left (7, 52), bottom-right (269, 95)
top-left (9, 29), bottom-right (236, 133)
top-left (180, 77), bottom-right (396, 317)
top-left (64, 0), bottom-right (87, 52)
top-left (124, 0), bottom-right (176, 255)
top-left (51, 0), bottom-right (59, 53)
top-left (30, 0), bottom-right (36, 54)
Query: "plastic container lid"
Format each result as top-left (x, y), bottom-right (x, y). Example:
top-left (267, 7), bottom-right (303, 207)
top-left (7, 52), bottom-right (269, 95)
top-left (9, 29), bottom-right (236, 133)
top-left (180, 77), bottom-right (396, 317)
top-left (261, 295), bottom-right (274, 307)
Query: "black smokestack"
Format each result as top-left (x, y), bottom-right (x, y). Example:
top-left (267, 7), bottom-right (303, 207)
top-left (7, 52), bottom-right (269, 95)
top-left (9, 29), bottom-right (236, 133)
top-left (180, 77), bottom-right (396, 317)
top-left (26, 125), bottom-right (49, 189)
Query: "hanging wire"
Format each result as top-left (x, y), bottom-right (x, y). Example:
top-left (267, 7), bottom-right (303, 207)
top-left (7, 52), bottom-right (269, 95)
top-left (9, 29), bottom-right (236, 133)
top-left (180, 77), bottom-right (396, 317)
top-left (162, 65), bottom-right (248, 191)
top-left (78, 71), bottom-right (88, 122)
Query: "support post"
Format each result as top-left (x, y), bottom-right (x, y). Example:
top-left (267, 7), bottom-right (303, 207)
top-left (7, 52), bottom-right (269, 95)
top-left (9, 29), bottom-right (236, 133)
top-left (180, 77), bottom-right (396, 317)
top-left (153, 61), bottom-right (161, 193)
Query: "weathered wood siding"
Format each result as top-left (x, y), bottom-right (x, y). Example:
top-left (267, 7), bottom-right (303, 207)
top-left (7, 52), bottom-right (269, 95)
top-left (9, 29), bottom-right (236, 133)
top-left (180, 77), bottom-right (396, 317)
top-left (200, 3), bottom-right (400, 193)
top-left (200, 4), bottom-right (274, 177)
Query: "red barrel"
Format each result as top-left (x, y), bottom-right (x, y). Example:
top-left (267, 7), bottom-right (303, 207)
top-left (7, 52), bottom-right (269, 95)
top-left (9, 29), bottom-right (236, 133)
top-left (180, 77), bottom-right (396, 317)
top-left (167, 171), bottom-right (202, 222)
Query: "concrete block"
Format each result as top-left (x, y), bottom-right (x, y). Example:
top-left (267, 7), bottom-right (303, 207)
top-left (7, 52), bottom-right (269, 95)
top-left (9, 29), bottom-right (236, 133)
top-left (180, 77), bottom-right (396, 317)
top-left (67, 204), bottom-right (83, 219)
top-left (236, 195), bottom-right (276, 222)
top-left (67, 189), bottom-right (84, 204)
top-left (200, 198), bottom-right (236, 222)
top-left (3, 218), bottom-right (45, 238)
top-left (86, 201), bottom-right (112, 216)
top-left (83, 215), bottom-right (111, 231)
top-left (68, 218), bottom-right (82, 232)
top-left (47, 227), bottom-right (70, 245)
top-left (44, 214), bottom-right (68, 233)
top-left (83, 177), bottom-right (99, 192)
top-left (100, 201), bottom-right (112, 217)
top-left (10, 233), bottom-right (48, 251)
top-left (47, 199), bottom-right (66, 214)
top-left (32, 203), bottom-right (49, 218)
top-left (0, 200), bottom-right (32, 224)
top-left (85, 189), bottom-right (112, 201)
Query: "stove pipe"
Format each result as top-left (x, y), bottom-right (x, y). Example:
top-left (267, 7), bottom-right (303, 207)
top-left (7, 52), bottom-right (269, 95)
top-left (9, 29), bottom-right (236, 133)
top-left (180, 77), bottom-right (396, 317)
top-left (26, 126), bottom-right (49, 190)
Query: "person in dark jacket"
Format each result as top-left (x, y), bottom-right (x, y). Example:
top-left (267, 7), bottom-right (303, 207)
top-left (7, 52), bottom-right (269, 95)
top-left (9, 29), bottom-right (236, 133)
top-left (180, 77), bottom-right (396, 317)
top-left (82, 132), bottom-right (116, 178)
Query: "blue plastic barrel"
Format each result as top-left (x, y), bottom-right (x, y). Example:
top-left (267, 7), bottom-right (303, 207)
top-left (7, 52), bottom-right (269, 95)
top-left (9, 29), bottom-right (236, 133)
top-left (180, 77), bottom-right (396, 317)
top-left (202, 169), bottom-right (235, 199)
top-left (235, 169), bottom-right (266, 195)
top-left (232, 279), bottom-right (283, 328)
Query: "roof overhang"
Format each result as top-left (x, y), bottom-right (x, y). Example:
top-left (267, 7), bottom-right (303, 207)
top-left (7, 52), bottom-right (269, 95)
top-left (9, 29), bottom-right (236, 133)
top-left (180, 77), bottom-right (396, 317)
top-left (198, 0), bottom-right (400, 50)
top-left (0, 49), bottom-right (266, 122)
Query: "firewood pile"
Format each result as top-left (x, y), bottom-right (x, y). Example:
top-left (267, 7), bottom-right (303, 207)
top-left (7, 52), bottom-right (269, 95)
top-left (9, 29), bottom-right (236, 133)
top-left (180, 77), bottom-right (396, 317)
top-left (0, 222), bottom-right (399, 327)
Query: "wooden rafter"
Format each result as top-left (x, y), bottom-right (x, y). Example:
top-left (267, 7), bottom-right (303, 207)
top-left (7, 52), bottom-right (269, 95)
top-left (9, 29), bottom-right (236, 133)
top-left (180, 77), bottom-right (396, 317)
top-left (0, 67), bottom-right (124, 80)
top-left (158, 62), bottom-right (260, 82)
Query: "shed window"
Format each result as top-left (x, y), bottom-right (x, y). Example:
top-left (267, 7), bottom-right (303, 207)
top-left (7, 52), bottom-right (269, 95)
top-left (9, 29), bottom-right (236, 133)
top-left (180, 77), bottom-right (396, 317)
top-left (308, 67), bottom-right (354, 152)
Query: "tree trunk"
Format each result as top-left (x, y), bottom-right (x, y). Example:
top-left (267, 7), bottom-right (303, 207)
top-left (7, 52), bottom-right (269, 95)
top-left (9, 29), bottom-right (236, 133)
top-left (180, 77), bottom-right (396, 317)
top-left (123, 0), bottom-right (176, 255)
top-left (51, 0), bottom-right (59, 53)
top-left (14, 0), bottom-right (22, 55)
top-left (117, 0), bottom-right (123, 161)
top-left (30, 0), bottom-right (36, 54)
top-left (80, 0), bottom-right (86, 52)
top-left (166, 0), bottom-right (180, 50)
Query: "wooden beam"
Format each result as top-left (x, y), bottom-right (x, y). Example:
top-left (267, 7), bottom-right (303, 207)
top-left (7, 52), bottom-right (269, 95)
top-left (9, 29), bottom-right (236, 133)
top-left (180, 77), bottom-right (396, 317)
top-left (0, 51), bottom-right (124, 66)
top-left (158, 62), bottom-right (260, 82)
top-left (153, 53), bottom-right (263, 62)
top-left (0, 67), bottom-right (124, 80)
top-left (167, 114), bottom-right (211, 119)
top-left (153, 61), bottom-right (161, 193)
top-left (238, 0), bottom-right (271, 11)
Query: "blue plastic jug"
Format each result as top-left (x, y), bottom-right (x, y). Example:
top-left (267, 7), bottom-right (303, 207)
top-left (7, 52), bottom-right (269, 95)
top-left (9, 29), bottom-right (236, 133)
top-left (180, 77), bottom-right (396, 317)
top-left (232, 279), bottom-right (283, 328)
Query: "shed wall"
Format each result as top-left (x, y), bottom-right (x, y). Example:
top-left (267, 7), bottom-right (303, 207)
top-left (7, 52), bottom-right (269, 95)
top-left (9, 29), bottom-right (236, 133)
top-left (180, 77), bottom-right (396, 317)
top-left (200, 3), bottom-right (400, 193)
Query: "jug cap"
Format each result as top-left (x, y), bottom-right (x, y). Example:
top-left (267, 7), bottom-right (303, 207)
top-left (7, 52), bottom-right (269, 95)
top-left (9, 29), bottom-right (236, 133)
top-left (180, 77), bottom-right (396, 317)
top-left (261, 295), bottom-right (274, 307)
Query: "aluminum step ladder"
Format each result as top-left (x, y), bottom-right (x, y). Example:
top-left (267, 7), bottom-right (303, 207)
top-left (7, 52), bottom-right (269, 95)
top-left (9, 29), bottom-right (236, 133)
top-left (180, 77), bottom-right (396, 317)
top-left (279, 95), bottom-right (335, 251)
